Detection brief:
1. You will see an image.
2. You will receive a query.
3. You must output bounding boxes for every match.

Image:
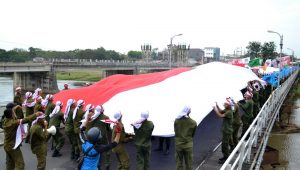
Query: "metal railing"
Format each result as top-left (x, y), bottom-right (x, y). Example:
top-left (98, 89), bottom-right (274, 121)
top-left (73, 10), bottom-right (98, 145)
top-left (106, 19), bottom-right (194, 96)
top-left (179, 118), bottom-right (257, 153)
top-left (220, 70), bottom-right (298, 170)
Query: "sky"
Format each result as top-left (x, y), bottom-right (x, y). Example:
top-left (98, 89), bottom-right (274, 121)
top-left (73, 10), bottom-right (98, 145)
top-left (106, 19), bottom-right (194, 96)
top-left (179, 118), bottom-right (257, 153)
top-left (0, 0), bottom-right (299, 56)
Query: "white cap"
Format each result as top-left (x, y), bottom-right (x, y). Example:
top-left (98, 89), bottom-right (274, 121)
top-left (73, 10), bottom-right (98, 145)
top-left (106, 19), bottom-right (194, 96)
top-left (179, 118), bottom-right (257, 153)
top-left (141, 111), bottom-right (149, 119)
top-left (114, 111), bottom-right (122, 121)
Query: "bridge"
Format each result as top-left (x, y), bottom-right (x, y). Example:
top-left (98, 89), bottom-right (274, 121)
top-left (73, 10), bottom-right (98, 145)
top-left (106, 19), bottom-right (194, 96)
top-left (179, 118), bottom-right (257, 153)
top-left (0, 61), bottom-right (194, 93)
top-left (198, 70), bottom-right (298, 170)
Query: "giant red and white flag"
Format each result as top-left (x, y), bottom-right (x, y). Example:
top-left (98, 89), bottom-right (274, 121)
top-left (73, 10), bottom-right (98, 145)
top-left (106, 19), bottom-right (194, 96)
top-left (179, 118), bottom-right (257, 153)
top-left (54, 62), bottom-right (260, 136)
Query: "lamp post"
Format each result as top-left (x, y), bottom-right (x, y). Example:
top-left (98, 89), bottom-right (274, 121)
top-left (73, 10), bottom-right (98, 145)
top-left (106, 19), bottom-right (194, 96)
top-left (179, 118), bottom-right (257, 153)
top-left (169, 33), bottom-right (182, 69)
top-left (267, 30), bottom-right (283, 87)
top-left (287, 48), bottom-right (294, 62)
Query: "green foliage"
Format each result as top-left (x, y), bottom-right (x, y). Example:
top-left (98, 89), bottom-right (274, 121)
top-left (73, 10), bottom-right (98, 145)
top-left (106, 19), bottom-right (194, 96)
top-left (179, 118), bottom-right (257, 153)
top-left (0, 47), bottom-right (125, 62)
top-left (261, 42), bottom-right (276, 62)
top-left (246, 41), bottom-right (261, 60)
top-left (56, 71), bottom-right (102, 81)
top-left (127, 51), bottom-right (142, 60)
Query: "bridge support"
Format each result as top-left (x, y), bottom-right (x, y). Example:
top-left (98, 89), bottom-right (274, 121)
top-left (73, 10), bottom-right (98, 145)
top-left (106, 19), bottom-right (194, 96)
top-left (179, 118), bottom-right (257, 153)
top-left (13, 71), bottom-right (59, 94)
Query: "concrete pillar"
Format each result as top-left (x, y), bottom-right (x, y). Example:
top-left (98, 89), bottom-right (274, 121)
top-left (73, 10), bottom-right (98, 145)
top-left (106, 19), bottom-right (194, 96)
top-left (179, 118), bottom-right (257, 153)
top-left (12, 71), bottom-right (58, 94)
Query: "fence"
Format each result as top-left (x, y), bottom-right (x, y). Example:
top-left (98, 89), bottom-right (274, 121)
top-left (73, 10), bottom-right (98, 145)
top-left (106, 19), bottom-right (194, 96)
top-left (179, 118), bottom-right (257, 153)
top-left (220, 70), bottom-right (298, 170)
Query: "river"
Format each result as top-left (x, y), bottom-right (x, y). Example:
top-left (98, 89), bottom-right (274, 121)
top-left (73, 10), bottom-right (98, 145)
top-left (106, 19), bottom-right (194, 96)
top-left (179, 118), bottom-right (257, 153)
top-left (0, 76), bottom-right (86, 106)
top-left (265, 91), bottom-right (300, 169)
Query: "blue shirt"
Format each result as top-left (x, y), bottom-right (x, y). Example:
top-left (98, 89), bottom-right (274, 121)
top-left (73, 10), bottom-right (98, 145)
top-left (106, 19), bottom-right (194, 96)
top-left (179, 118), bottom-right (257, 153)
top-left (81, 142), bottom-right (100, 170)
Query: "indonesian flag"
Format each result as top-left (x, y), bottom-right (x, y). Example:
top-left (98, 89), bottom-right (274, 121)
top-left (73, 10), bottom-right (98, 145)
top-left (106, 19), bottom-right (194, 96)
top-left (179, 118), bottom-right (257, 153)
top-left (54, 62), bottom-right (260, 136)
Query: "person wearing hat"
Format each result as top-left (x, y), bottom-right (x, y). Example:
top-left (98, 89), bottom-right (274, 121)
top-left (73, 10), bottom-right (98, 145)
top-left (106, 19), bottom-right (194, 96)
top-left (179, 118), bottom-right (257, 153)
top-left (64, 99), bottom-right (79, 160)
top-left (23, 91), bottom-right (36, 143)
top-left (49, 101), bottom-right (65, 157)
top-left (238, 91), bottom-right (254, 138)
top-left (14, 87), bottom-right (23, 106)
top-left (174, 106), bottom-right (197, 169)
top-left (131, 111), bottom-right (154, 170)
top-left (229, 98), bottom-right (242, 148)
top-left (112, 111), bottom-right (131, 170)
top-left (44, 94), bottom-right (55, 123)
top-left (3, 108), bottom-right (43, 170)
top-left (79, 124), bottom-right (121, 170)
top-left (85, 105), bottom-right (112, 170)
top-left (250, 82), bottom-right (260, 119)
top-left (73, 99), bottom-right (86, 156)
top-left (30, 114), bottom-right (48, 170)
top-left (214, 100), bottom-right (233, 164)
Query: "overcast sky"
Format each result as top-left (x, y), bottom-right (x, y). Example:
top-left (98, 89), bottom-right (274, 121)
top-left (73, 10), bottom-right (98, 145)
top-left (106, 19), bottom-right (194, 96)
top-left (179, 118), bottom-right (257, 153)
top-left (0, 0), bottom-right (299, 56)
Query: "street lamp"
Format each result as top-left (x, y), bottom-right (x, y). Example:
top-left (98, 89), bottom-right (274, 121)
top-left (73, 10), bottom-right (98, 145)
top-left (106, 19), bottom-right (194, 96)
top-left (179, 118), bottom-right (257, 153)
top-left (169, 33), bottom-right (183, 69)
top-left (287, 48), bottom-right (294, 62)
top-left (267, 30), bottom-right (283, 87)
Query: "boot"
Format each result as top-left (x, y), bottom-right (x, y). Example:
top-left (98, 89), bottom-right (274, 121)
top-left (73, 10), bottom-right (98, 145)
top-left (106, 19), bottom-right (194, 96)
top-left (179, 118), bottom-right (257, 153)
top-left (74, 154), bottom-right (80, 161)
top-left (52, 149), bottom-right (62, 157)
top-left (218, 157), bottom-right (228, 164)
top-left (70, 152), bottom-right (75, 160)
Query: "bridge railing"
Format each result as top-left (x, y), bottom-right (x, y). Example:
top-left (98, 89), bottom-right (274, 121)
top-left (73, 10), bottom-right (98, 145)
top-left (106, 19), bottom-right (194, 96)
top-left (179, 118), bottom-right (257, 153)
top-left (220, 70), bottom-right (298, 170)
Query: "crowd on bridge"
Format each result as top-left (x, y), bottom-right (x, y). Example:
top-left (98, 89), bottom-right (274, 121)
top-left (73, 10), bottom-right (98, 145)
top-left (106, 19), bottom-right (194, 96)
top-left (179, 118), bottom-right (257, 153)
top-left (0, 68), bottom-right (293, 170)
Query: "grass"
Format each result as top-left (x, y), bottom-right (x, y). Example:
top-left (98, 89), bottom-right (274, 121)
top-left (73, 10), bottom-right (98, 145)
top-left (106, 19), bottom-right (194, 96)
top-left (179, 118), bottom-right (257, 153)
top-left (56, 71), bottom-right (102, 82)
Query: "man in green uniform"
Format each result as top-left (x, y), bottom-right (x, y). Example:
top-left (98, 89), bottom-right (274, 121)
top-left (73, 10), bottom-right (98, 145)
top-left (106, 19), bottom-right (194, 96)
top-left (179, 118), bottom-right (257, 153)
top-left (44, 94), bottom-right (55, 123)
top-left (174, 106), bottom-right (197, 170)
top-left (30, 114), bottom-right (48, 170)
top-left (3, 108), bottom-right (43, 170)
top-left (64, 99), bottom-right (79, 160)
top-left (49, 101), bottom-right (65, 157)
top-left (86, 105), bottom-right (112, 170)
top-left (238, 91), bottom-right (254, 138)
top-left (73, 99), bottom-right (85, 156)
top-left (250, 84), bottom-right (260, 119)
top-left (24, 91), bottom-right (35, 143)
top-left (14, 87), bottom-right (23, 106)
top-left (231, 99), bottom-right (241, 148)
top-left (132, 111), bottom-right (154, 170)
top-left (34, 96), bottom-right (44, 113)
top-left (214, 100), bottom-right (233, 164)
top-left (112, 111), bottom-right (131, 170)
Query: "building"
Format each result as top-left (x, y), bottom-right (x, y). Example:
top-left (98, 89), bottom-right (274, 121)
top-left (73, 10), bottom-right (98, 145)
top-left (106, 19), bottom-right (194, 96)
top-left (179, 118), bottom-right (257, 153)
top-left (204, 47), bottom-right (220, 61)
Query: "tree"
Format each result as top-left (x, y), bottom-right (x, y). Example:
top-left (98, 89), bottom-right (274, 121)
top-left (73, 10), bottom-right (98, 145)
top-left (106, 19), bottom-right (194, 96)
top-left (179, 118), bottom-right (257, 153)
top-left (246, 41), bottom-right (261, 60)
top-left (127, 51), bottom-right (142, 60)
top-left (261, 42), bottom-right (276, 62)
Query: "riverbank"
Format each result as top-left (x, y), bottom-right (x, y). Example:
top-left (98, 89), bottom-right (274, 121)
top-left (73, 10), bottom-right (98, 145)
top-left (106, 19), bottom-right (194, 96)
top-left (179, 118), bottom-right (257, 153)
top-left (262, 80), bottom-right (300, 169)
top-left (56, 70), bottom-right (102, 82)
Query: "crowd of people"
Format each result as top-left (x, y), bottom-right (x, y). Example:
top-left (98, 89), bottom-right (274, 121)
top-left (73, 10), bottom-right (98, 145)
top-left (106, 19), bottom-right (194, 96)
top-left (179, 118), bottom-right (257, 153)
top-left (1, 83), bottom-right (200, 170)
top-left (213, 79), bottom-right (272, 164)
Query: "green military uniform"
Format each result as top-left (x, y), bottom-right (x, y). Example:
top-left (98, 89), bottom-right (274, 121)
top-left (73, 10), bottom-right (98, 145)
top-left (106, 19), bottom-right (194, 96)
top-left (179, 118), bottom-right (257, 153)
top-left (239, 99), bottom-right (254, 137)
top-left (73, 108), bottom-right (85, 155)
top-left (86, 114), bottom-right (112, 169)
top-left (49, 111), bottom-right (65, 152)
top-left (45, 101), bottom-right (55, 123)
top-left (14, 93), bottom-right (23, 106)
top-left (13, 93), bottom-right (23, 119)
top-left (14, 106), bottom-right (24, 119)
top-left (112, 122), bottom-right (130, 170)
top-left (65, 108), bottom-right (79, 159)
top-left (34, 103), bottom-right (44, 114)
top-left (174, 116), bottom-right (197, 170)
top-left (133, 120), bottom-right (154, 170)
top-left (3, 113), bottom-right (37, 170)
top-left (252, 91), bottom-right (260, 118)
top-left (30, 123), bottom-right (48, 170)
top-left (221, 108), bottom-right (233, 158)
top-left (232, 104), bottom-right (241, 147)
top-left (25, 98), bottom-right (35, 143)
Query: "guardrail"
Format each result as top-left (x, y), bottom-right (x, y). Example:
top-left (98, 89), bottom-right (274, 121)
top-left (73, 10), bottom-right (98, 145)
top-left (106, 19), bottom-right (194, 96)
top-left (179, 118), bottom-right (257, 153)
top-left (220, 70), bottom-right (298, 170)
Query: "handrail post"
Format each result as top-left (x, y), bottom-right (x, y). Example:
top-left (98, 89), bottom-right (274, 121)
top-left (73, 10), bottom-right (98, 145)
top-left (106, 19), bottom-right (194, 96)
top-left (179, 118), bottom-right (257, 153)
top-left (238, 141), bottom-right (246, 170)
